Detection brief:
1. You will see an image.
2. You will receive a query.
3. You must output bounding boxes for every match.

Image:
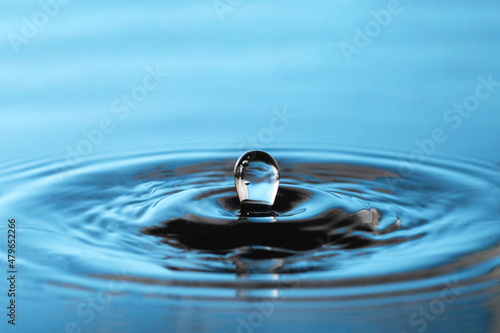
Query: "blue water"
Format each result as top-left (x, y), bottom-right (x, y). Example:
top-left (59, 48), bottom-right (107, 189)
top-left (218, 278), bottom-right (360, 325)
top-left (1, 1), bottom-right (500, 332)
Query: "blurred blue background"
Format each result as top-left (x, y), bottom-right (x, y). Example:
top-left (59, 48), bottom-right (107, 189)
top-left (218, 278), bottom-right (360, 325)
top-left (1, 0), bottom-right (499, 165)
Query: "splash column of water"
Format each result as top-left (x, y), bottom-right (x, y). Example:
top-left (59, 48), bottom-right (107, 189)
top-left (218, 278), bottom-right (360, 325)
top-left (234, 150), bottom-right (280, 214)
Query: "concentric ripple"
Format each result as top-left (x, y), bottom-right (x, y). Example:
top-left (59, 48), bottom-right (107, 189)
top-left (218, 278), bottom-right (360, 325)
top-left (3, 147), bottom-right (500, 300)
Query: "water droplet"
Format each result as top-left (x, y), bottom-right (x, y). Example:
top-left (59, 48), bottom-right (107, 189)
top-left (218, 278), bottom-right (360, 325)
top-left (234, 150), bottom-right (280, 210)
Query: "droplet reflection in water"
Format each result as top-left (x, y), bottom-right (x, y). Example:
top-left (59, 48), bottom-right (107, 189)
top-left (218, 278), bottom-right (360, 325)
top-left (234, 150), bottom-right (280, 213)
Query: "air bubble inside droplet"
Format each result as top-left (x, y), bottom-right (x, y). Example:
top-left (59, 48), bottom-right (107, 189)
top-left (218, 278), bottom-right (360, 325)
top-left (234, 150), bottom-right (280, 209)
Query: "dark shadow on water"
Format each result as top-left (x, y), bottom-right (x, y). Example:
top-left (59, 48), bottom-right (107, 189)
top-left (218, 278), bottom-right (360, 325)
top-left (142, 188), bottom-right (405, 261)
